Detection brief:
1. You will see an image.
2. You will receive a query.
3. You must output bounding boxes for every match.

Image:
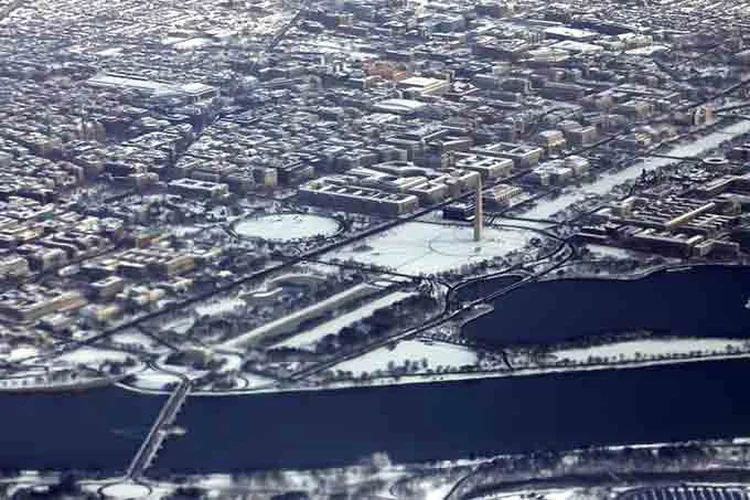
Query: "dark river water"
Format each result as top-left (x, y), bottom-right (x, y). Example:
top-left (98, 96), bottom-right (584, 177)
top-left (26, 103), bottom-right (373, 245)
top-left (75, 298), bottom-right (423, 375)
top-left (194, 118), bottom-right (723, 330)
top-left (151, 358), bottom-right (750, 473)
top-left (1, 265), bottom-right (749, 473)
top-left (0, 388), bottom-right (163, 472)
top-left (462, 265), bottom-right (750, 346)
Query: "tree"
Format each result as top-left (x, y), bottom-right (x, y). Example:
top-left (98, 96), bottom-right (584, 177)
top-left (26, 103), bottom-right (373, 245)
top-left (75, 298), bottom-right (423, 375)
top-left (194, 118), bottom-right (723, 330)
top-left (169, 486), bottom-right (208, 499)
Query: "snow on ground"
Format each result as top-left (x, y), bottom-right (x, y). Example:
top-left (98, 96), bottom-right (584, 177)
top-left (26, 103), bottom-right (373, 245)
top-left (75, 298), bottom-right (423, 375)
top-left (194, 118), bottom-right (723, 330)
top-left (170, 225), bottom-right (202, 237)
top-left (98, 482), bottom-right (151, 499)
top-left (329, 222), bottom-right (532, 275)
top-left (160, 316), bottom-right (195, 335)
top-left (479, 489), bottom-right (579, 500)
top-left (109, 330), bottom-right (161, 349)
top-left (501, 218), bottom-right (555, 231)
top-left (216, 352), bottom-right (243, 372)
top-left (552, 338), bottom-right (747, 362)
top-left (6, 347), bottom-right (39, 362)
top-left (585, 244), bottom-right (638, 259)
top-left (221, 283), bottom-right (378, 349)
top-left (425, 482), bottom-right (459, 500)
top-left (241, 373), bottom-right (276, 389)
top-left (519, 120), bottom-right (750, 221)
top-left (58, 347), bottom-right (132, 367)
top-left (195, 297), bottom-right (245, 317)
top-left (128, 370), bottom-right (181, 390)
top-left (272, 291), bottom-right (415, 349)
top-left (196, 474), bottom-right (233, 489)
top-left (235, 213), bottom-right (339, 241)
top-left (333, 340), bottom-right (478, 375)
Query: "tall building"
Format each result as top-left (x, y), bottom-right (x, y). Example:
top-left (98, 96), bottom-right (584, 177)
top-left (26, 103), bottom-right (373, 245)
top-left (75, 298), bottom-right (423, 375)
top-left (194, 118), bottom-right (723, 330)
top-left (474, 177), bottom-right (483, 242)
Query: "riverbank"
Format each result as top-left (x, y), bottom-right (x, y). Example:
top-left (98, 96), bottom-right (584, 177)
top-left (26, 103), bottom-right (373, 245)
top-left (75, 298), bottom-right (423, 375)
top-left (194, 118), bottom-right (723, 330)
top-left (114, 262), bottom-right (750, 396)
top-left (114, 347), bottom-right (750, 396)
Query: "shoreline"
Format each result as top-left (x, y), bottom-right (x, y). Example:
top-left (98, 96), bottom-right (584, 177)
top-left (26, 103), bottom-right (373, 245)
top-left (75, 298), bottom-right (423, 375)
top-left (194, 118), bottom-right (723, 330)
top-left (115, 349), bottom-right (750, 397)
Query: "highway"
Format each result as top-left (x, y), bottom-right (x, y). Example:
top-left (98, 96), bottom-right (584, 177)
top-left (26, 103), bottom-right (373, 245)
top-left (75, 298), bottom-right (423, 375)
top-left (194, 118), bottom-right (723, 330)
top-left (126, 377), bottom-right (191, 479)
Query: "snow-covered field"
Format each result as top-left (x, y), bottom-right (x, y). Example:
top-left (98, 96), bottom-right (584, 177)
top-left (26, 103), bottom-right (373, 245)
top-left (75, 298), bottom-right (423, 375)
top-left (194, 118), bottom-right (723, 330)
top-left (329, 222), bottom-right (532, 275)
top-left (58, 347), bottom-right (132, 367)
top-left (221, 283), bottom-right (378, 349)
top-left (160, 316), bottom-right (195, 335)
top-left (98, 483), bottom-right (151, 499)
top-left (552, 338), bottom-right (747, 363)
top-left (109, 330), bottom-right (169, 352)
top-left (195, 297), bottom-right (245, 317)
top-left (127, 370), bottom-right (182, 391)
top-left (6, 347), bottom-right (39, 362)
top-left (235, 214), bottom-right (339, 241)
top-left (333, 340), bottom-right (478, 375)
top-left (240, 373), bottom-right (276, 389)
top-left (482, 489), bottom-right (580, 500)
top-left (272, 291), bottom-right (415, 349)
top-left (585, 244), bottom-right (638, 259)
top-left (519, 120), bottom-right (750, 221)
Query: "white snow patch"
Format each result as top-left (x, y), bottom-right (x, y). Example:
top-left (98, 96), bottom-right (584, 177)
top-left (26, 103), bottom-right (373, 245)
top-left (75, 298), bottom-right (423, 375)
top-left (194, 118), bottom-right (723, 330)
top-left (425, 482), bottom-right (458, 500)
top-left (217, 353), bottom-right (243, 372)
top-left (6, 347), bottom-right (39, 362)
top-left (110, 331), bottom-right (156, 346)
top-left (241, 373), bottom-right (275, 388)
top-left (58, 347), bottom-right (132, 367)
top-left (130, 370), bottom-right (181, 390)
top-left (196, 474), bottom-right (233, 489)
top-left (235, 214), bottom-right (339, 241)
top-left (477, 489), bottom-right (578, 500)
top-left (553, 338), bottom-right (747, 362)
top-left (99, 483), bottom-right (151, 499)
top-left (221, 284), bottom-right (378, 349)
top-left (586, 244), bottom-right (637, 259)
top-left (272, 291), bottom-right (415, 349)
top-left (195, 298), bottom-right (245, 317)
top-left (170, 225), bottom-right (201, 237)
top-left (161, 316), bottom-right (195, 335)
top-left (330, 222), bottom-right (531, 275)
top-left (333, 340), bottom-right (477, 375)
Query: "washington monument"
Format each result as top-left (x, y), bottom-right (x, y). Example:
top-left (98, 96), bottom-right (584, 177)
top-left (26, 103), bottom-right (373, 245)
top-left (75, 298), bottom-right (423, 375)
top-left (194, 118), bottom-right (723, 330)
top-left (474, 177), bottom-right (483, 242)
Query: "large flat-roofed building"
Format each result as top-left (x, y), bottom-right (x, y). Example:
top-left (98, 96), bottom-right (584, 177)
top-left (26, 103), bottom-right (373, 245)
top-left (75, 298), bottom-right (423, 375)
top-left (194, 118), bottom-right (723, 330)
top-left (536, 130), bottom-right (567, 151)
top-left (298, 180), bottom-right (419, 216)
top-left (470, 142), bottom-right (543, 170)
top-left (483, 184), bottom-right (524, 208)
top-left (454, 152), bottom-right (514, 179)
top-left (603, 196), bottom-right (736, 235)
top-left (523, 156), bottom-right (590, 187)
top-left (0, 287), bottom-right (86, 323)
top-left (372, 98), bottom-right (427, 116)
top-left (116, 248), bottom-right (196, 277)
top-left (544, 26), bottom-right (599, 41)
top-left (88, 73), bottom-right (218, 101)
top-left (628, 228), bottom-right (704, 258)
top-left (397, 76), bottom-right (450, 97)
top-left (168, 178), bottom-right (229, 199)
top-left (443, 201), bottom-right (476, 221)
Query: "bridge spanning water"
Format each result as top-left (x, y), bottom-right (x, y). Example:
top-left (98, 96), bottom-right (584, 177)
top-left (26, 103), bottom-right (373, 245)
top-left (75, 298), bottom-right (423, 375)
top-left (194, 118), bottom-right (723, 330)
top-left (126, 379), bottom-right (191, 479)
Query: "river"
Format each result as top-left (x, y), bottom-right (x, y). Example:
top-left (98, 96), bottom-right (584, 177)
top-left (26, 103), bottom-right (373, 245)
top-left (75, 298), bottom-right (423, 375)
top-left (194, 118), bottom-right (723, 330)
top-left (1, 266), bottom-right (750, 473)
top-left (152, 358), bottom-right (750, 472)
top-left (462, 265), bottom-right (750, 346)
top-left (0, 389), bottom-right (163, 472)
